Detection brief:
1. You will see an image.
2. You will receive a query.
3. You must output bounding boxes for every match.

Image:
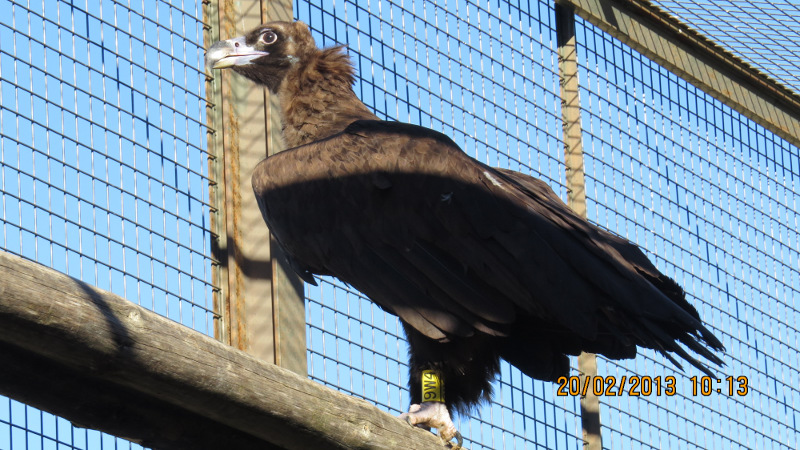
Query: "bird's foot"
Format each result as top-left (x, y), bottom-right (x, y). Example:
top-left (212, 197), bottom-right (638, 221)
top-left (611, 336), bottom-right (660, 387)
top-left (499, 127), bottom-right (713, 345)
top-left (399, 402), bottom-right (463, 449)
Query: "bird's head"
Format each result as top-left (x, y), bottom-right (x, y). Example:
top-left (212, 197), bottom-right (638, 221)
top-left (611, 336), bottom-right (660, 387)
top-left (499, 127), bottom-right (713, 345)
top-left (206, 21), bottom-right (316, 92)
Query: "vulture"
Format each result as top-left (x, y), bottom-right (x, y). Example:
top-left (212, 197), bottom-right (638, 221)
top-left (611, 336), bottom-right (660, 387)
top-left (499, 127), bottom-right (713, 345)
top-left (206, 21), bottom-right (724, 447)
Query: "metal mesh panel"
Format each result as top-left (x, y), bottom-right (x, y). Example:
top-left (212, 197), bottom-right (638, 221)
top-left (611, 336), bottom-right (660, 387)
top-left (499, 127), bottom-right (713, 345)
top-left (1, 400), bottom-right (142, 450)
top-left (297, 1), bottom-right (800, 449)
top-left (0, 0), bottom-right (215, 447)
top-left (651, 0), bottom-right (800, 93)
top-left (296, 0), bottom-right (583, 448)
top-left (2, 0), bottom-right (796, 447)
top-left (576, 16), bottom-right (798, 449)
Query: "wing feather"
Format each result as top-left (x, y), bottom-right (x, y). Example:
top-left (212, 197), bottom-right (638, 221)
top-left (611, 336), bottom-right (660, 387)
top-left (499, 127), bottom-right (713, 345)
top-left (252, 119), bottom-right (723, 376)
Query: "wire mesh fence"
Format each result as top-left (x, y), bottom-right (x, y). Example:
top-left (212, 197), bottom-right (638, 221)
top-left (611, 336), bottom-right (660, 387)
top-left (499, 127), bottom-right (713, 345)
top-left (0, 0), bottom-right (797, 448)
top-left (0, 0), bottom-right (214, 448)
top-left (650, 0), bottom-right (800, 94)
top-left (298, 0), bottom-right (799, 449)
top-left (576, 16), bottom-right (798, 448)
top-left (296, 0), bottom-right (586, 448)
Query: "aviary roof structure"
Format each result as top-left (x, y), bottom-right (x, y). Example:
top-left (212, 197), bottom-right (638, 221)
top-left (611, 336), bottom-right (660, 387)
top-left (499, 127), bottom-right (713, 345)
top-left (651, 0), bottom-right (800, 94)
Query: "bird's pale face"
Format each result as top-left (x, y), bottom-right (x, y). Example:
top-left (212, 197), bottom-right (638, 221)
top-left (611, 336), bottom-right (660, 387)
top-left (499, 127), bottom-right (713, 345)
top-left (206, 21), bottom-right (314, 92)
top-left (206, 26), bottom-right (277, 70)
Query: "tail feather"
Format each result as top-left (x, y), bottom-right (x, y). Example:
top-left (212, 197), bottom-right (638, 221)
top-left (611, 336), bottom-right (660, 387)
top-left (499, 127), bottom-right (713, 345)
top-left (642, 317), bottom-right (724, 377)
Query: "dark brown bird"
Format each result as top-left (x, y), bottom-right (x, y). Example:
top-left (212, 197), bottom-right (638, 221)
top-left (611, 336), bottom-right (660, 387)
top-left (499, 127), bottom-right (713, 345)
top-left (206, 21), bottom-right (724, 446)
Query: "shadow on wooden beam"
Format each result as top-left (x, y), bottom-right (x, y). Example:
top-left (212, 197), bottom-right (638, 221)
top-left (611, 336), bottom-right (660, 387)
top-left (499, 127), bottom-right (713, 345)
top-left (0, 341), bottom-right (278, 449)
top-left (0, 251), bottom-right (445, 450)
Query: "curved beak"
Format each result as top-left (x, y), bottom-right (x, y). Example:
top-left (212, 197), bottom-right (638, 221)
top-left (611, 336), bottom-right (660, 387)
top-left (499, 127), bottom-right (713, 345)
top-left (205, 36), bottom-right (269, 70)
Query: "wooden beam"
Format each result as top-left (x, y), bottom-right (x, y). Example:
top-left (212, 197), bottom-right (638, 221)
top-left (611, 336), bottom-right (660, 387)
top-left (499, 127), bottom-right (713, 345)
top-left (0, 251), bottom-right (446, 450)
top-left (558, 0), bottom-right (800, 149)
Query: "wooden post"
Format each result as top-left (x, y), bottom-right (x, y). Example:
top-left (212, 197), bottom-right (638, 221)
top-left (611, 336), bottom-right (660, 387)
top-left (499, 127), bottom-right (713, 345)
top-left (556, 3), bottom-right (602, 450)
top-left (556, 1), bottom-right (588, 218)
top-left (206, 0), bottom-right (306, 374)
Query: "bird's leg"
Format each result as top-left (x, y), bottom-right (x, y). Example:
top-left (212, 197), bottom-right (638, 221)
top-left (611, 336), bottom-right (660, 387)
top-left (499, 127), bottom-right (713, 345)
top-left (399, 370), bottom-right (463, 448)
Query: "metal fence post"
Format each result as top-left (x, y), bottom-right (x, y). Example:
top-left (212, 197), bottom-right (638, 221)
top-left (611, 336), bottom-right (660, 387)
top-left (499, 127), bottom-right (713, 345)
top-left (556, 3), bottom-right (602, 450)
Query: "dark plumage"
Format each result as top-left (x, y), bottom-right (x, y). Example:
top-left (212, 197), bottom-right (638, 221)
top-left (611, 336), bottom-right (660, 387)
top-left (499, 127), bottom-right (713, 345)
top-left (207, 20), bottom-right (724, 443)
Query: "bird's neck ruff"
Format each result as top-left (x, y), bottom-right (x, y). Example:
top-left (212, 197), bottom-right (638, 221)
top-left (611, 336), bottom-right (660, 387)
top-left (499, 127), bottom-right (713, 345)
top-left (278, 46), bottom-right (378, 148)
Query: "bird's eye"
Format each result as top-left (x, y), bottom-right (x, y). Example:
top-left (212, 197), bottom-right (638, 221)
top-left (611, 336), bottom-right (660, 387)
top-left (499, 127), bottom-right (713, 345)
top-left (260, 30), bottom-right (278, 45)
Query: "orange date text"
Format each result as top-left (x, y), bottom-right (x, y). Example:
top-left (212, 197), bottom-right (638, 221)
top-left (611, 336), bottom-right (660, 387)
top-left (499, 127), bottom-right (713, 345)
top-left (556, 375), bottom-right (750, 397)
top-left (555, 375), bottom-right (677, 397)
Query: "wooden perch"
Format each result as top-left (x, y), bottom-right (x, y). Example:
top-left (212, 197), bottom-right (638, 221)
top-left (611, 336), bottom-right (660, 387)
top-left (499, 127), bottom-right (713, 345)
top-left (0, 251), bottom-right (445, 449)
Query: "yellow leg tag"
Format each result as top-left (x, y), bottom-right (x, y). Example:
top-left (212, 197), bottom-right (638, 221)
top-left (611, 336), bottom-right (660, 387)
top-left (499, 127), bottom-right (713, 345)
top-left (421, 370), bottom-right (445, 403)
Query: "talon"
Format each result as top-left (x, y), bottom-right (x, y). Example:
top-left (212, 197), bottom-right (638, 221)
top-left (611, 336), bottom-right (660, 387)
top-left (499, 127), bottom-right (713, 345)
top-left (452, 430), bottom-right (463, 449)
top-left (440, 430), bottom-right (463, 449)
